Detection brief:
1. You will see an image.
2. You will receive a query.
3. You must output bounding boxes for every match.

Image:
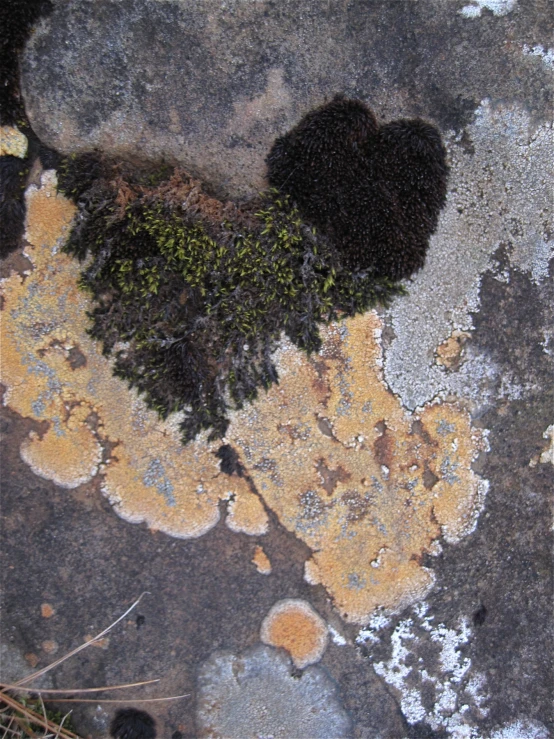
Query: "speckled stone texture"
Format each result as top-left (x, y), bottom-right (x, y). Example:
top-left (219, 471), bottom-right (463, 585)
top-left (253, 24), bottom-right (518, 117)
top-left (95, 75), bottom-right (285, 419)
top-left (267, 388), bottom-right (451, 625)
top-left (21, 0), bottom-right (552, 197)
top-left (1, 1), bottom-right (553, 738)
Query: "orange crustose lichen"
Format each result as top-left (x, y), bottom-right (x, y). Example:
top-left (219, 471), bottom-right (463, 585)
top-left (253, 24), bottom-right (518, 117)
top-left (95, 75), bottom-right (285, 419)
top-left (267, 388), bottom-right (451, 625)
top-left (1, 171), bottom-right (263, 538)
top-left (260, 599), bottom-right (328, 668)
top-left (226, 315), bottom-right (487, 623)
top-left (252, 545), bottom-right (272, 575)
top-left (1, 169), bottom-right (487, 623)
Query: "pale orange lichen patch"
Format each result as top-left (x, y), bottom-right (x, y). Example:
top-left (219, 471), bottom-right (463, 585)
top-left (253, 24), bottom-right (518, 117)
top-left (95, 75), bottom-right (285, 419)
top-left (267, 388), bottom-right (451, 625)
top-left (40, 604), bottom-right (55, 619)
top-left (226, 313), bottom-right (487, 623)
top-left (252, 545), bottom-right (272, 575)
top-left (0, 170), bottom-right (261, 539)
top-left (418, 402), bottom-right (487, 543)
top-left (0, 126), bottom-right (28, 158)
top-left (226, 488), bottom-right (269, 536)
top-left (24, 653), bottom-right (40, 668)
top-left (20, 403), bottom-right (102, 489)
top-left (41, 641), bottom-right (58, 654)
top-left (24, 171), bottom-right (76, 249)
top-left (260, 599), bottom-right (328, 668)
top-left (84, 635), bottom-right (110, 650)
top-left (435, 330), bottom-right (471, 371)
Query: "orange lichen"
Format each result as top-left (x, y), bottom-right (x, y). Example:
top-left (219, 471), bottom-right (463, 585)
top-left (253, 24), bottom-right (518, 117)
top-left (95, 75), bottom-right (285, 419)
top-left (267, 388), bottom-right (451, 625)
top-left (226, 314), bottom-right (487, 623)
top-left (260, 599), bottom-right (328, 668)
top-left (2, 169), bottom-right (487, 624)
top-left (0, 126), bottom-right (28, 158)
top-left (84, 635), bottom-right (110, 650)
top-left (24, 653), bottom-right (40, 668)
top-left (252, 545), bottom-right (272, 575)
top-left (40, 604), bottom-right (55, 619)
top-left (20, 403), bottom-right (102, 489)
top-left (41, 641), bottom-right (58, 654)
top-left (226, 490), bottom-right (269, 536)
top-left (0, 171), bottom-right (265, 538)
top-left (435, 330), bottom-right (471, 371)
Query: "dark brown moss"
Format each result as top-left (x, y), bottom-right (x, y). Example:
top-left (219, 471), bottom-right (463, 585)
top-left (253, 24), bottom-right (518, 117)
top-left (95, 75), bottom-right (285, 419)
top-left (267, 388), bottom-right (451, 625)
top-left (0, 156), bottom-right (27, 258)
top-left (266, 95), bottom-right (449, 280)
top-left (110, 708), bottom-right (156, 739)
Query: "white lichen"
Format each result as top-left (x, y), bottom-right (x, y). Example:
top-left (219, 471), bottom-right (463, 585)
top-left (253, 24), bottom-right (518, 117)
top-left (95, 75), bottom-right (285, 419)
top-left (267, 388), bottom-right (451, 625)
top-left (384, 100), bottom-right (553, 411)
top-left (522, 44), bottom-right (554, 71)
top-left (459, 0), bottom-right (517, 18)
top-left (362, 603), bottom-right (490, 735)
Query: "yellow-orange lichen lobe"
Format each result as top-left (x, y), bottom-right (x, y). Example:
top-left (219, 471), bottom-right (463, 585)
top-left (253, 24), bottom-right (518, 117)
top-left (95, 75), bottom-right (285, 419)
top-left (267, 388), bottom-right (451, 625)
top-left (260, 599), bottom-right (328, 668)
top-left (227, 313), bottom-right (486, 623)
top-left (0, 126), bottom-right (28, 158)
top-left (20, 402), bottom-right (102, 489)
top-left (225, 486), bottom-right (269, 536)
top-left (435, 330), bottom-right (471, 371)
top-left (25, 171), bottom-right (76, 251)
top-left (252, 545), bottom-right (272, 575)
top-left (1, 171), bottom-right (247, 538)
top-left (418, 401), bottom-right (487, 543)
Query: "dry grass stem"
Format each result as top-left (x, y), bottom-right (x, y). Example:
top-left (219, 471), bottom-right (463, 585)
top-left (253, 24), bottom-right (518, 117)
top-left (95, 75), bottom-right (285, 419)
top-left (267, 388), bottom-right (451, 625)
top-left (12, 593), bottom-right (149, 688)
top-left (0, 595), bottom-right (190, 738)
top-left (0, 680), bottom-right (159, 695)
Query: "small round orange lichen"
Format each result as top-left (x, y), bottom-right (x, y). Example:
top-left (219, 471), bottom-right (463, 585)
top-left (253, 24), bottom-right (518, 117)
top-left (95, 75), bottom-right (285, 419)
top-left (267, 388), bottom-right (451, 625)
top-left (252, 545), bottom-right (272, 575)
top-left (40, 604), bottom-right (55, 619)
top-left (24, 653), bottom-right (40, 668)
top-left (260, 599), bottom-right (328, 668)
top-left (41, 641), bottom-right (58, 654)
top-left (435, 329), bottom-right (471, 371)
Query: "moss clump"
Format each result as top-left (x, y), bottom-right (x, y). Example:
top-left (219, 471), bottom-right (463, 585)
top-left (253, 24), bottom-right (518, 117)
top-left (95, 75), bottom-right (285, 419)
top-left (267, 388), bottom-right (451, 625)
top-left (58, 156), bottom-right (404, 443)
top-left (110, 708), bottom-right (156, 739)
top-left (0, 693), bottom-right (77, 738)
top-left (267, 95), bottom-right (449, 280)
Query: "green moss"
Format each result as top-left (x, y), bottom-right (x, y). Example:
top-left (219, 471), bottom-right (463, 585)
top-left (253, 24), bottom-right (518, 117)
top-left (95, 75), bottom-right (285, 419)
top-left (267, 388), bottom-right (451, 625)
top-left (58, 157), bottom-right (405, 444)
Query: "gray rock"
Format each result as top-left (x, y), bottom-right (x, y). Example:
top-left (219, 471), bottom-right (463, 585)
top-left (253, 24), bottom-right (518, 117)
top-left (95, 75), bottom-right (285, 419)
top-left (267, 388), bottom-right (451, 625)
top-left (21, 0), bottom-right (552, 197)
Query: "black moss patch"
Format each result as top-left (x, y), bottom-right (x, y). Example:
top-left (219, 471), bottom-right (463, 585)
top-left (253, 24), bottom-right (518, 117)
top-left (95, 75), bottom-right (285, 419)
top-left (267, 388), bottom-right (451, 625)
top-left (0, 0), bottom-right (53, 126)
top-left (110, 708), bottom-right (156, 739)
top-left (58, 154), bottom-right (404, 443)
top-left (0, 156), bottom-right (28, 257)
top-left (267, 95), bottom-right (449, 280)
top-left (0, 0), bottom-right (58, 258)
top-left (216, 444), bottom-right (244, 477)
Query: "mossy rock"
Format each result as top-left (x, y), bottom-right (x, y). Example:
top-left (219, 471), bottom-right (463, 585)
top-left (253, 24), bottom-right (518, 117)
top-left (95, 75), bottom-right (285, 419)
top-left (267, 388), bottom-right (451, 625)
top-left (58, 154), bottom-right (405, 443)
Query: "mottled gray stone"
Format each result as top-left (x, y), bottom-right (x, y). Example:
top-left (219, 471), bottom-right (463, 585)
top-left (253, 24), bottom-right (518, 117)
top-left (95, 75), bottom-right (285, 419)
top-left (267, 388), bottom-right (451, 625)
top-left (21, 0), bottom-right (553, 197)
